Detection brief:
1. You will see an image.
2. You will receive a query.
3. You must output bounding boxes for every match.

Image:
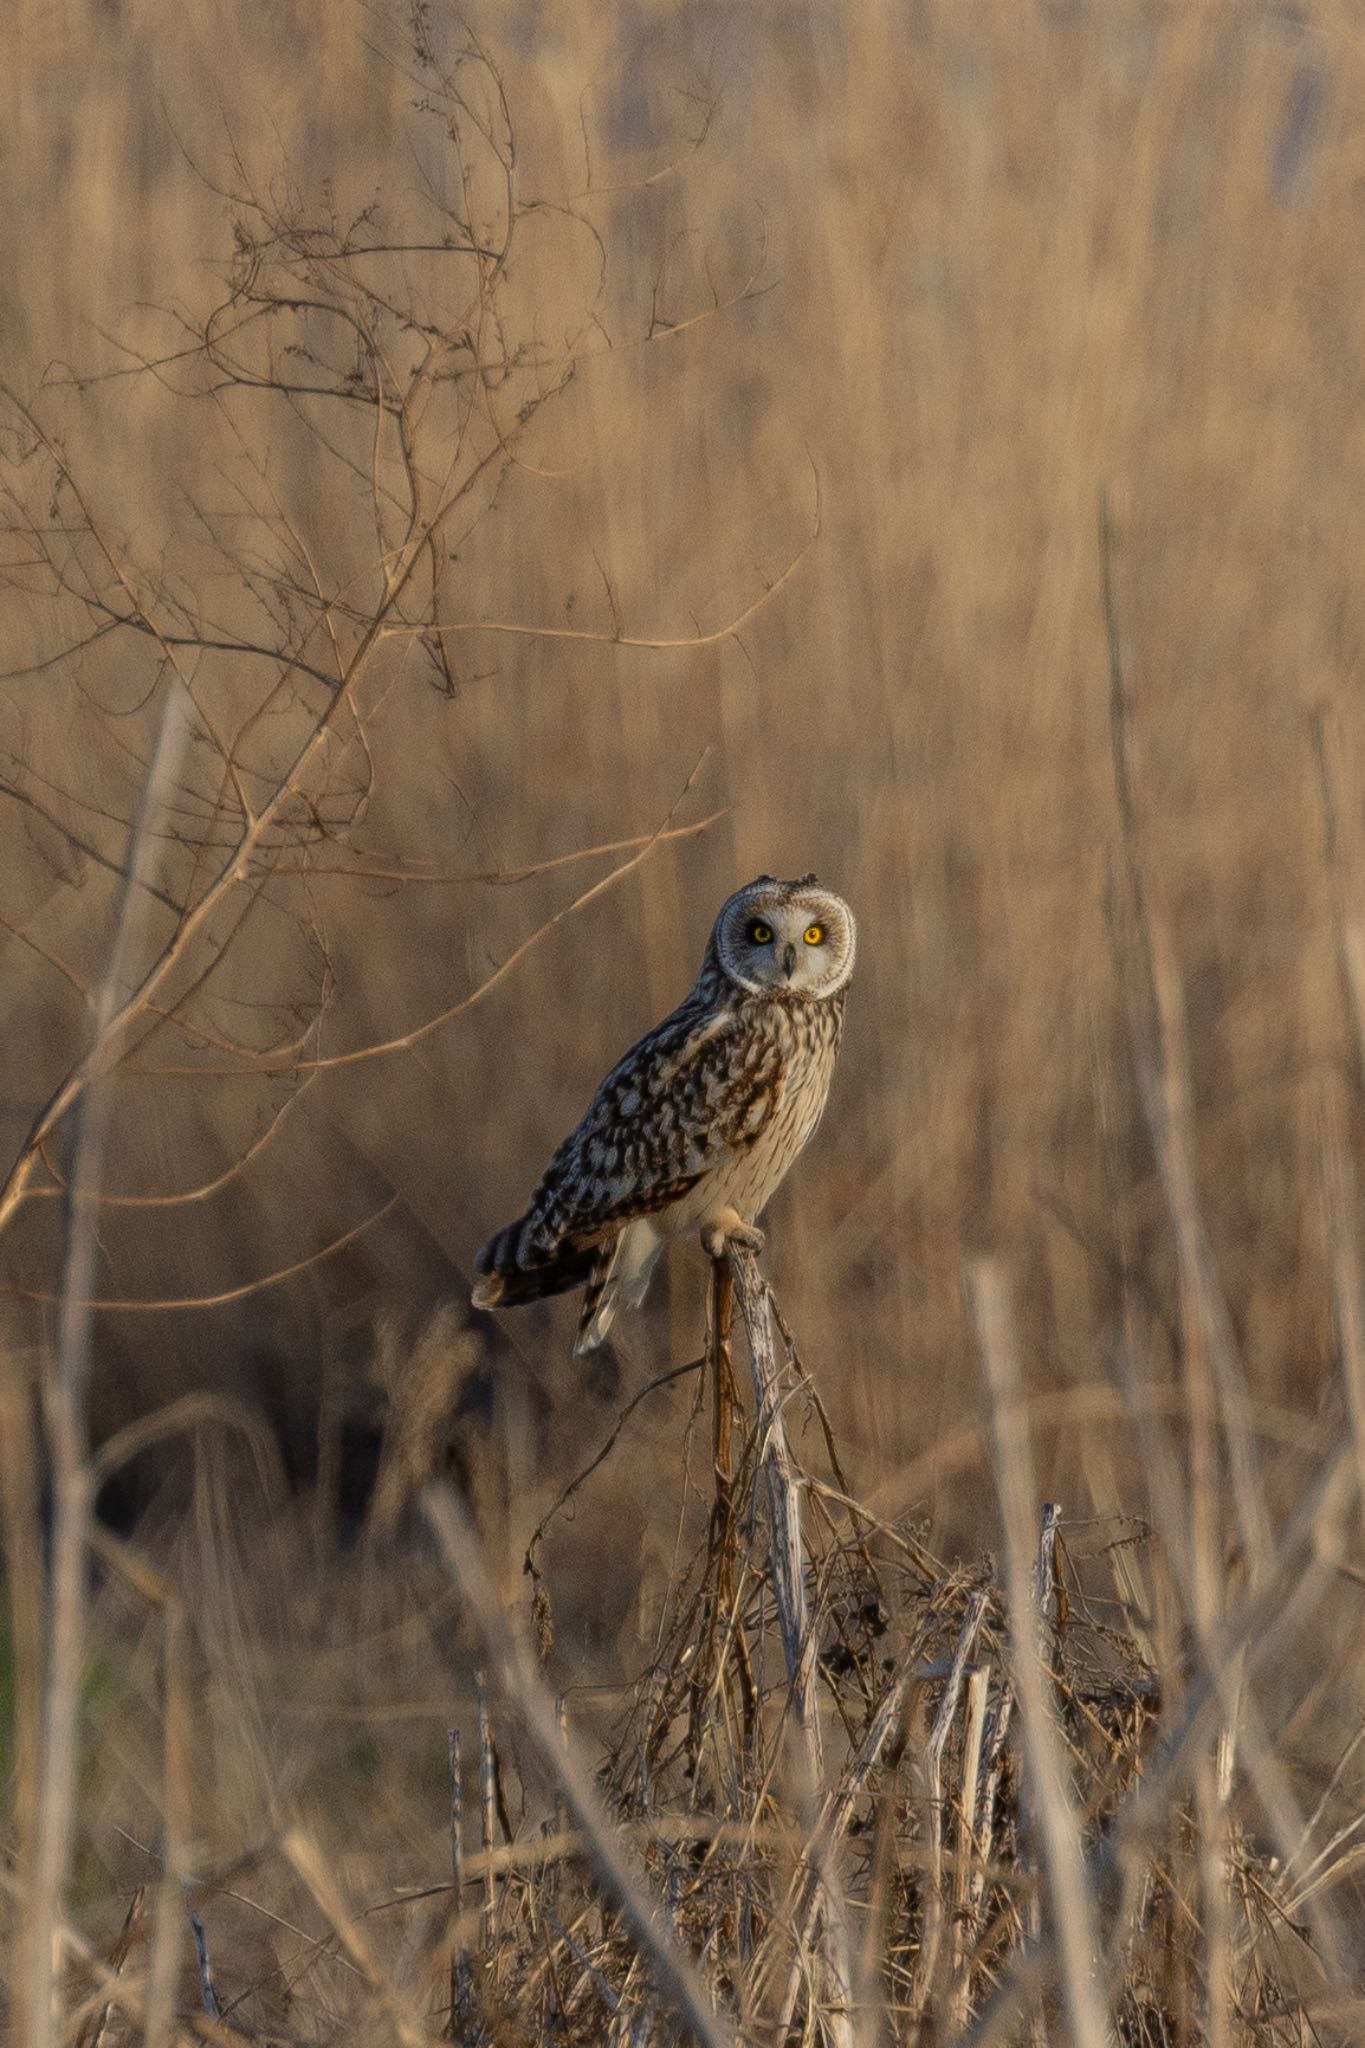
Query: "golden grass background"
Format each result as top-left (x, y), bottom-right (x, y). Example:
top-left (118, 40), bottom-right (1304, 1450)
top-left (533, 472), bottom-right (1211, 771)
top-left (7, 0), bottom-right (1363, 1500)
top-left (6, 3), bottom-right (1365, 2033)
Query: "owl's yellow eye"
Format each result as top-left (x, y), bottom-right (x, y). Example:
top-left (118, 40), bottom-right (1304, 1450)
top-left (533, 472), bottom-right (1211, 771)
top-left (750, 921), bottom-right (774, 944)
top-left (803, 923), bottom-right (825, 945)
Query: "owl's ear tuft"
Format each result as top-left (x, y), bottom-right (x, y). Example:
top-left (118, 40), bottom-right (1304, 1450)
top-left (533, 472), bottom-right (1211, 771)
top-left (797, 871), bottom-right (818, 887)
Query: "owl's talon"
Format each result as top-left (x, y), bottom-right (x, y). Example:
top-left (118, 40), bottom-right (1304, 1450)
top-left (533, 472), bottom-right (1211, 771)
top-left (701, 1217), bottom-right (766, 1261)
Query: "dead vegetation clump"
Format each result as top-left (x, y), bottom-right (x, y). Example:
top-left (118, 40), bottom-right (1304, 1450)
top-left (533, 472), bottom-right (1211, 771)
top-left (418, 1264), bottom-right (1327, 2047)
top-left (37, 1251), bottom-right (1354, 2048)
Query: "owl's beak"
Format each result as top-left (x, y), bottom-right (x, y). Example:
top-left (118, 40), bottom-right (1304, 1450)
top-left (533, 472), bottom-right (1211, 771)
top-left (782, 941), bottom-right (797, 979)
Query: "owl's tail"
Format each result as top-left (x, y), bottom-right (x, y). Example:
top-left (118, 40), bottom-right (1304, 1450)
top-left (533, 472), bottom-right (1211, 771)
top-left (472, 1216), bottom-right (663, 1351)
top-left (471, 1217), bottom-right (596, 1311)
top-left (573, 1221), bottom-right (663, 1354)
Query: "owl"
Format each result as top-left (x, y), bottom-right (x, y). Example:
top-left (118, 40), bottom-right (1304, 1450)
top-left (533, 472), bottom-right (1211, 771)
top-left (471, 874), bottom-right (855, 1352)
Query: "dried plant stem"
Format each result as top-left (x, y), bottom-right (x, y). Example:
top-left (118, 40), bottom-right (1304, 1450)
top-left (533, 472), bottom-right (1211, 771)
top-left (81, 1530), bottom-right (197, 2048)
top-left (1110, 1334), bottom-right (1350, 1978)
top-left (0, 1344), bottom-right (43, 2003)
top-left (284, 1829), bottom-right (437, 2048)
top-left (554, 1693), bottom-right (570, 1845)
top-left (75, 1887), bottom-right (144, 2048)
top-left (1193, 1752), bottom-right (1234, 2048)
top-left (21, 695), bottom-right (188, 2048)
top-left (422, 1485), bottom-right (734, 2048)
top-left (1101, 490), bottom-right (1269, 1603)
top-left (968, 1258), bottom-right (1113, 2048)
top-left (1321, 1097), bottom-right (1365, 1562)
top-left (950, 1660), bottom-right (995, 2031)
top-left (478, 1674), bottom-right (499, 1955)
top-left (757, 1606), bottom-right (940, 2027)
top-left (962, 1432), bottom-right (1355, 2048)
top-left (1310, 702), bottom-right (1365, 1082)
top-left (910, 1589), bottom-right (989, 2023)
top-left (143, 1596), bottom-right (188, 2048)
top-left (185, 1892), bottom-right (222, 2022)
top-left (447, 1727), bottom-right (470, 2028)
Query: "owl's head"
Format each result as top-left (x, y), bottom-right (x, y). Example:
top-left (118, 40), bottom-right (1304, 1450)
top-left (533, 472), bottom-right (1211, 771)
top-left (711, 874), bottom-right (856, 1000)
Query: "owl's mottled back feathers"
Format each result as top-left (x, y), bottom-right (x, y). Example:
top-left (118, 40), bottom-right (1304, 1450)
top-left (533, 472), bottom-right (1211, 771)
top-left (472, 875), bottom-right (854, 1350)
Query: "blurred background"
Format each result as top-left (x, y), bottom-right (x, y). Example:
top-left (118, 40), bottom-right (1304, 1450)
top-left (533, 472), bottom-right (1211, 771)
top-left (2, 0), bottom-right (1362, 1627)
top-left (10, 3), bottom-right (1365, 2035)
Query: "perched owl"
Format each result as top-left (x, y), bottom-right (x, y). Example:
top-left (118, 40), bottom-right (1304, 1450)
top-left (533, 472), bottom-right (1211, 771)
top-left (471, 874), bottom-right (855, 1352)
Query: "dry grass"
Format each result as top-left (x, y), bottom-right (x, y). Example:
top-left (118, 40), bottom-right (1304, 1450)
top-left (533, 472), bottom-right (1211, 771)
top-left (5, 1254), bottom-right (1361, 2043)
top-left (6, 0), bottom-right (1365, 2040)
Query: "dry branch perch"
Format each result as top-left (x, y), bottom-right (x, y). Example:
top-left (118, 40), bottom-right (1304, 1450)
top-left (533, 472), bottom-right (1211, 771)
top-left (723, 1244), bottom-right (819, 1746)
top-left (724, 1242), bottom-right (854, 2048)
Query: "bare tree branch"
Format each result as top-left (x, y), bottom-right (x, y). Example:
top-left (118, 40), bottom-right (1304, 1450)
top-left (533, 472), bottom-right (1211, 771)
top-left (5, 1193), bottom-right (398, 1312)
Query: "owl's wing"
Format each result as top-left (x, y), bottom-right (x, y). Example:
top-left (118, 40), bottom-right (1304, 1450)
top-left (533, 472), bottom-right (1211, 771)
top-left (503, 1003), bottom-right (782, 1269)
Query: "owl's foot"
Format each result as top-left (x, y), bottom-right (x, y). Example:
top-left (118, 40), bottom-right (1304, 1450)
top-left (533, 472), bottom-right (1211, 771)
top-left (700, 1212), bottom-right (765, 1261)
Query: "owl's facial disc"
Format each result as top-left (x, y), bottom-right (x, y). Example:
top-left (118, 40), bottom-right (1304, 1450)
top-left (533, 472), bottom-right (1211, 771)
top-left (714, 878), bottom-right (856, 998)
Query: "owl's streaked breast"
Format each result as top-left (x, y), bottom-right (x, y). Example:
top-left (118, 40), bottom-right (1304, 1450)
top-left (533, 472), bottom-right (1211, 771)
top-left (662, 992), bottom-right (844, 1237)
